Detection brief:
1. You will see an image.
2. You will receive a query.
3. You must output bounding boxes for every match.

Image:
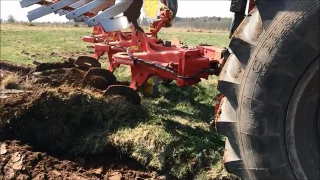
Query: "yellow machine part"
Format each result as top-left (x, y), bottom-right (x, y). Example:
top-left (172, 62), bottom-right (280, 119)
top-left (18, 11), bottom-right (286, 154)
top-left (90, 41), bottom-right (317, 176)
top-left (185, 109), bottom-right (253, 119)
top-left (141, 76), bottom-right (159, 96)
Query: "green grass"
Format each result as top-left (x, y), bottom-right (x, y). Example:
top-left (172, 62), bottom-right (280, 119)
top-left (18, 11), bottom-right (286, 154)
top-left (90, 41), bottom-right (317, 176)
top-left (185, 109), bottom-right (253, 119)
top-left (158, 29), bottom-right (228, 47)
top-left (0, 24), bottom-right (229, 64)
top-left (1, 24), bottom-right (92, 64)
top-left (0, 23), bottom-right (235, 179)
top-left (107, 78), bottom-right (225, 179)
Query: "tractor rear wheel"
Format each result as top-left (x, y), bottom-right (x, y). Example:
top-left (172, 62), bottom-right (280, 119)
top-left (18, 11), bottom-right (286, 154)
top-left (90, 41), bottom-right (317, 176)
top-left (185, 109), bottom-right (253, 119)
top-left (216, 0), bottom-right (319, 179)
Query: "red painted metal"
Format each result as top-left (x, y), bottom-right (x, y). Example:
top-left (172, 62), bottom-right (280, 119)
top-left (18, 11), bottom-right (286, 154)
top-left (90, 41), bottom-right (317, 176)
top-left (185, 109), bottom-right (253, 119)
top-left (248, 0), bottom-right (255, 13)
top-left (82, 9), bottom-right (222, 93)
top-left (82, 25), bottom-right (135, 44)
top-left (214, 94), bottom-right (224, 116)
top-left (91, 35), bottom-right (220, 91)
top-left (82, 9), bottom-right (173, 45)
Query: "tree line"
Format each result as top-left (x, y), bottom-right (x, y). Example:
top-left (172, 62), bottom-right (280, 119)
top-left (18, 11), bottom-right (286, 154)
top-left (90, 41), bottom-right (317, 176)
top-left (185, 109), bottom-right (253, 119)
top-left (3, 15), bottom-right (232, 31)
top-left (141, 16), bottom-right (232, 30)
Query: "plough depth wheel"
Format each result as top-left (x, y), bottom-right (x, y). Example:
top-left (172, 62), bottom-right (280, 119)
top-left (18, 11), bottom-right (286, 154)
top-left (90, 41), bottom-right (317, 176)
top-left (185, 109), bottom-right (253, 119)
top-left (103, 85), bottom-right (141, 105)
top-left (74, 56), bottom-right (101, 70)
top-left (84, 67), bottom-right (117, 90)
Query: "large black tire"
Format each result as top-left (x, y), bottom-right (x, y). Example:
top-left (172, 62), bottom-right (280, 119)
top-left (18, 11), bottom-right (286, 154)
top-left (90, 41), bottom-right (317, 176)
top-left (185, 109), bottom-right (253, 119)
top-left (216, 0), bottom-right (319, 179)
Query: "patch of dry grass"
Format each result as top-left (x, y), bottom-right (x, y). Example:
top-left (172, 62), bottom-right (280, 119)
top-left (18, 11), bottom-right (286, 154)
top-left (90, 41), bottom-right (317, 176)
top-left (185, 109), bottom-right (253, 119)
top-left (1, 73), bottom-right (20, 89)
top-left (194, 160), bottom-right (236, 180)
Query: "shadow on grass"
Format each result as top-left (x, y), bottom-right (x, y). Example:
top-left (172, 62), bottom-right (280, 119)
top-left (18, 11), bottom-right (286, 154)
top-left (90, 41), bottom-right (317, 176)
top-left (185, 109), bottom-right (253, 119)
top-left (159, 119), bottom-right (224, 179)
top-left (146, 81), bottom-right (218, 124)
top-left (124, 79), bottom-right (225, 179)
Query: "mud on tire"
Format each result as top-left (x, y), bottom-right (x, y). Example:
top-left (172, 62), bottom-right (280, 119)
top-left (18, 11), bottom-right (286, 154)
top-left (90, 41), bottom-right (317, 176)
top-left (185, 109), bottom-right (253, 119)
top-left (216, 0), bottom-right (319, 179)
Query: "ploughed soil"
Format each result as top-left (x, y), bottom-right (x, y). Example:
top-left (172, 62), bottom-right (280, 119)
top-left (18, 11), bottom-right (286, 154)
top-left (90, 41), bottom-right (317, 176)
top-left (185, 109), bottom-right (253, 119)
top-left (0, 60), bottom-right (165, 180)
top-left (0, 140), bottom-right (160, 180)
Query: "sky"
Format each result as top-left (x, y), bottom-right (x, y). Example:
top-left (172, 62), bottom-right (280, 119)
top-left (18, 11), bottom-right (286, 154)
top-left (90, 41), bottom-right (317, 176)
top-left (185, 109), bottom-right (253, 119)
top-left (0, 0), bottom-right (234, 22)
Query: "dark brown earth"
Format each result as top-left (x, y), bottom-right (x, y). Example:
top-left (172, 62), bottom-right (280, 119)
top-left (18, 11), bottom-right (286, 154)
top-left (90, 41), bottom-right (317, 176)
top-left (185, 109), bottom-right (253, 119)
top-left (0, 140), bottom-right (163, 180)
top-left (0, 60), bottom-right (165, 180)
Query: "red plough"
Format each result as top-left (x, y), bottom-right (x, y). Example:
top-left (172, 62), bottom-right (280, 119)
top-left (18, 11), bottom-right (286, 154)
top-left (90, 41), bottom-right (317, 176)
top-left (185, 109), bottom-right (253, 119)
top-left (20, 0), bottom-right (227, 105)
top-left (79, 9), bottom-right (226, 105)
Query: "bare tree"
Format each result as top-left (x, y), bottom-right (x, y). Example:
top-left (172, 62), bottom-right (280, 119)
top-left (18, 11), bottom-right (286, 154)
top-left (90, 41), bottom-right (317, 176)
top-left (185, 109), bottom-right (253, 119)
top-left (7, 15), bottom-right (16, 23)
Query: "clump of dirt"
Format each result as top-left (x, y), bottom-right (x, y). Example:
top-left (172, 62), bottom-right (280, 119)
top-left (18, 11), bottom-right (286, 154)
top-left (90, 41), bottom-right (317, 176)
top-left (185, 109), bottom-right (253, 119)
top-left (0, 140), bottom-right (101, 180)
top-left (0, 62), bottom-right (145, 155)
top-left (85, 76), bottom-right (111, 90)
top-left (33, 58), bottom-right (76, 72)
top-left (32, 68), bottom-right (88, 88)
top-left (1, 74), bottom-right (20, 89)
top-left (0, 61), bottom-right (165, 180)
top-left (33, 68), bottom-right (114, 91)
top-left (1, 89), bottom-right (147, 155)
top-left (0, 91), bottom-right (37, 128)
top-left (0, 140), bottom-right (163, 180)
top-left (0, 60), bottom-right (33, 75)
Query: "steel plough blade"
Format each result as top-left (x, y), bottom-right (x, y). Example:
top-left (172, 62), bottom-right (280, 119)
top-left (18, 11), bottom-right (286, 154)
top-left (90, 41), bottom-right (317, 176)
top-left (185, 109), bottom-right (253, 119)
top-left (65, 0), bottom-right (115, 20)
top-left (19, 0), bottom-right (135, 31)
top-left (84, 67), bottom-right (117, 85)
top-left (55, 0), bottom-right (89, 16)
top-left (74, 56), bottom-right (101, 70)
top-left (26, 0), bottom-right (79, 21)
top-left (103, 85), bottom-right (141, 105)
top-left (20, 0), bottom-right (43, 8)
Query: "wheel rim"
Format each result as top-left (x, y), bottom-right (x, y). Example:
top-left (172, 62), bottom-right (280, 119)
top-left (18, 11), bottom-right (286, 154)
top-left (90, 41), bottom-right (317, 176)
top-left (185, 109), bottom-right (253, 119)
top-left (286, 57), bottom-right (320, 180)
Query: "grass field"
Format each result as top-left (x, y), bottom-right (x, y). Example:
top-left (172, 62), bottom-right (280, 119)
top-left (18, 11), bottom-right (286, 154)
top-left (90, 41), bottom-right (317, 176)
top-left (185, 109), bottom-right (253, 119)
top-left (0, 23), bottom-right (234, 179)
top-left (1, 24), bottom-right (229, 64)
